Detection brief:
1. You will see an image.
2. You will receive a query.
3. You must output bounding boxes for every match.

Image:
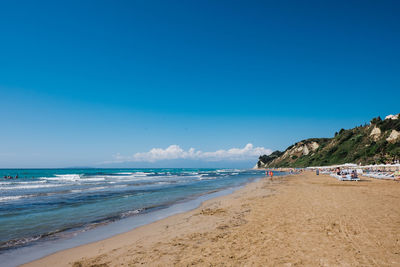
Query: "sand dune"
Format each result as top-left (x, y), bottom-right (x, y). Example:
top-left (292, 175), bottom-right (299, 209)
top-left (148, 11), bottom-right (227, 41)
top-left (25, 172), bottom-right (400, 266)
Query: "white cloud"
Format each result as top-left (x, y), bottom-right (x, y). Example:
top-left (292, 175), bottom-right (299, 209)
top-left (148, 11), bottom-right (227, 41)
top-left (111, 143), bottom-right (272, 163)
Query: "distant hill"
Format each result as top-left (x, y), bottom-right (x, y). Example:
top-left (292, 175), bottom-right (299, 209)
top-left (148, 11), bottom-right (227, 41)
top-left (257, 114), bottom-right (400, 168)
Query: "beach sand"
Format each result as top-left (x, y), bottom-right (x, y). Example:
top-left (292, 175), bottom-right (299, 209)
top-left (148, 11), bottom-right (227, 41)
top-left (24, 172), bottom-right (400, 266)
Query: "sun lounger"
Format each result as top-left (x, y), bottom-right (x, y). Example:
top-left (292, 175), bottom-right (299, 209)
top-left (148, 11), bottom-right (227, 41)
top-left (363, 172), bottom-right (395, 180)
top-left (330, 173), bottom-right (359, 181)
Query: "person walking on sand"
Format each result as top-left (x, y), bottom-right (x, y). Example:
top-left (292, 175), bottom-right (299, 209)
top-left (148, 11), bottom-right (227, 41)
top-left (270, 171), bottom-right (273, 180)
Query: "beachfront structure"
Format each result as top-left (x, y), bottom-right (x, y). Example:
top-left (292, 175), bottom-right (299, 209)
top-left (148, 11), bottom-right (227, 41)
top-left (307, 163), bottom-right (400, 171)
top-left (307, 163), bottom-right (400, 181)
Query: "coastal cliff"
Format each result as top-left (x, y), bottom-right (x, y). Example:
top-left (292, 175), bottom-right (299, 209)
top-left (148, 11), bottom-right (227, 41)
top-left (258, 114), bottom-right (400, 168)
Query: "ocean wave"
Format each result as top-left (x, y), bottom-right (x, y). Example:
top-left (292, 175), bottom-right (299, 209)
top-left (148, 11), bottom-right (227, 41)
top-left (198, 177), bottom-right (218, 181)
top-left (69, 185), bottom-right (127, 194)
top-left (40, 176), bottom-right (105, 183)
top-left (116, 172), bottom-right (155, 175)
top-left (181, 171), bottom-right (199, 175)
top-left (216, 169), bottom-right (243, 173)
top-left (40, 174), bottom-right (81, 181)
top-left (0, 206), bottom-right (143, 251)
top-left (154, 181), bottom-right (175, 185)
top-left (0, 180), bottom-right (46, 185)
top-left (0, 193), bottom-right (46, 202)
top-left (113, 184), bottom-right (129, 188)
top-left (85, 173), bottom-right (154, 181)
top-left (0, 195), bottom-right (26, 202)
top-left (120, 208), bottom-right (143, 218)
top-left (70, 189), bottom-right (84, 193)
top-left (111, 174), bottom-right (163, 182)
top-left (0, 226), bottom-right (77, 251)
top-left (0, 168), bottom-right (259, 253)
top-left (87, 186), bottom-right (107, 191)
top-left (130, 172), bottom-right (148, 177)
top-left (0, 184), bottom-right (66, 190)
top-left (0, 235), bottom-right (42, 251)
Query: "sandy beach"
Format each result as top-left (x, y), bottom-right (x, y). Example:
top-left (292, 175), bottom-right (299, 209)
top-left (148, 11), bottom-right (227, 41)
top-left (24, 172), bottom-right (400, 266)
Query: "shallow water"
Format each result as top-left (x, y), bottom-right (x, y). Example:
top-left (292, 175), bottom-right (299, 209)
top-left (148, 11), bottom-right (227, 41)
top-left (0, 186), bottom-right (243, 267)
top-left (0, 168), bottom-right (271, 252)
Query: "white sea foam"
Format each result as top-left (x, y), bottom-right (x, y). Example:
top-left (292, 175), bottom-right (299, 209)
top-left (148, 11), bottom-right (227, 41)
top-left (121, 209), bottom-right (143, 218)
top-left (42, 176), bottom-right (104, 182)
top-left (0, 195), bottom-right (25, 201)
top-left (216, 169), bottom-right (243, 173)
top-left (0, 194), bottom-right (39, 202)
top-left (87, 186), bottom-right (107, 191)
top-left (0, 184), bottom-right (66, 190)
top-left (70, 189), bottom-right (84, 193)
top-left (131, 172), bottom-right (148, 177)
top-left (56, 174), bottom-right (81, 179)
top-left (1, 235), bottom-right (42, 249)
top-left (0, 180), bottom-right (46, 185)
top-left (41, 174), bottom-right (81, 181)
top-left (88, 175), bottom-right (119, 179)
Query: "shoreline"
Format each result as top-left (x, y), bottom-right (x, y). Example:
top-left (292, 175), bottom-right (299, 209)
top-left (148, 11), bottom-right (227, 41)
top-left (1, 174), bottom-right (271, 267)
top-left (24, 172), bottom-right (400, 266)
top-left (23, 174), bottom-right (285, 267)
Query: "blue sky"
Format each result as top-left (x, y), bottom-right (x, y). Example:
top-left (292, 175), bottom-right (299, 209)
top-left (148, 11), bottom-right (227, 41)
top-left (0, 0), bottom-right (399, 168)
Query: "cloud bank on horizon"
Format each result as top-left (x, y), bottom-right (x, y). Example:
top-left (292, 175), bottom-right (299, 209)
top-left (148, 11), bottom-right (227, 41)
top-left (109, 143), bottom-right (272, 163)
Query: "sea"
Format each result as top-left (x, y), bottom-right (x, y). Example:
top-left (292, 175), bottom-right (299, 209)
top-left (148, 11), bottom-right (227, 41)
top-left (0, 168), bottom-right (284, 262)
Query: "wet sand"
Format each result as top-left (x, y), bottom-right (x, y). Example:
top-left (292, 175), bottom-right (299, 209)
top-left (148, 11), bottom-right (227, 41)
top-left (25, 172), bottom-right (400, 266)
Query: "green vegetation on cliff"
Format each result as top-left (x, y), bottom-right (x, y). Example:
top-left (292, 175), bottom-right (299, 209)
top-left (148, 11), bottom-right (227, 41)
top-left (257, 114), bottom-right (400, 168)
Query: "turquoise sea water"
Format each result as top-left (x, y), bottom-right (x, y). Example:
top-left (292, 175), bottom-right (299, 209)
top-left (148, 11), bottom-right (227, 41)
top-left (0, 168), bottom-right (276, 252)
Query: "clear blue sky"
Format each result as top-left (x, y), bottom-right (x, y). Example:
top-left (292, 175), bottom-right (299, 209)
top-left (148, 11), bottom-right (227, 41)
top-left (0, 0), bottom-right (399, 168)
